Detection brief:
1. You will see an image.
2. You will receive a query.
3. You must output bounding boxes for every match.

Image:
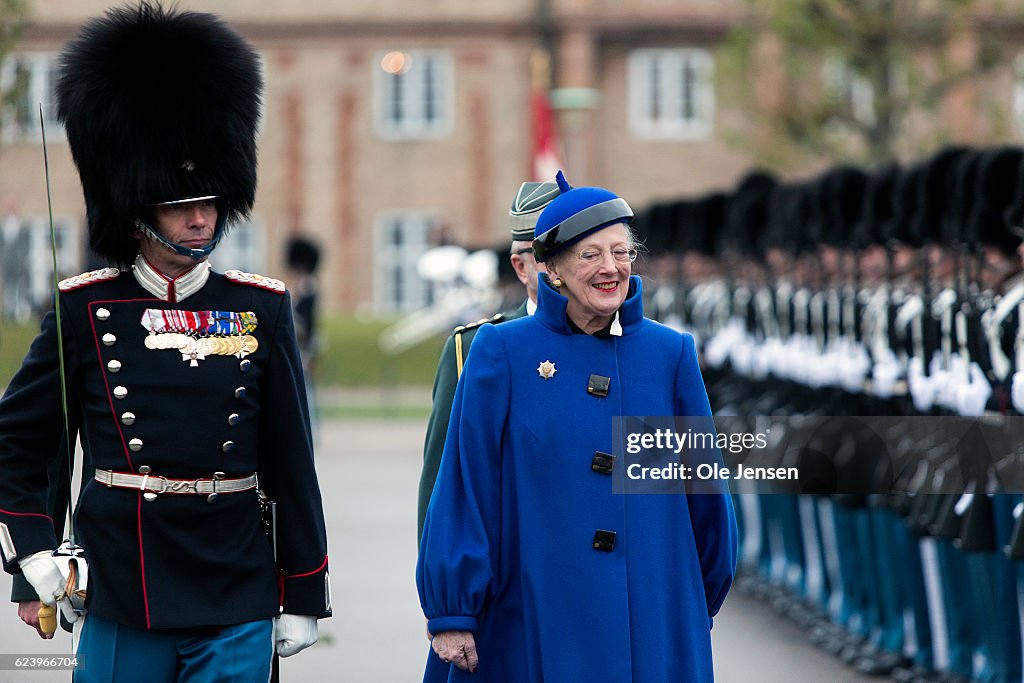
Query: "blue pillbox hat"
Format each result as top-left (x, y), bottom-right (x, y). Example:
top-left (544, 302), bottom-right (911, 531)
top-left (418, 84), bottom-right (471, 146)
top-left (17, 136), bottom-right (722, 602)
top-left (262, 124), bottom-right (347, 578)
top-left (532, 170), bottom-right (633, 262)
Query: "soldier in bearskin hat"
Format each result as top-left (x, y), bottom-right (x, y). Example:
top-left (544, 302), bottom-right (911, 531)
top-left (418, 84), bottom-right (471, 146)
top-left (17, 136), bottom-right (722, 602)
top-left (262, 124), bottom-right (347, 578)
top-left (0, 3), bottom-right (329, 678)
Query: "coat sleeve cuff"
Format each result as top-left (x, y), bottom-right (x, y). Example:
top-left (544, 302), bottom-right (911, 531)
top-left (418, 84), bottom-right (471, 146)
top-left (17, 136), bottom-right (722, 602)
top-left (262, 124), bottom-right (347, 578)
top-left (281, 558), bottom-right (331, 618)
top-left (0, 514), bottom-right (57, 574)
top-left (10, 573), bottom-right (38, 602)
top-left (428, 615), bottom-right (478, 634)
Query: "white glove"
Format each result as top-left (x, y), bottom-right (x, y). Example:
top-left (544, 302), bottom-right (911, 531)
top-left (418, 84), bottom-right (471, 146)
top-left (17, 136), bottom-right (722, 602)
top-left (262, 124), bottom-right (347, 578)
top-left (840, 343), bottom-right (871, 394)
top-left (872, 348), bottom-right (901, 399)
top-left (939, 354), bottom-right (967, 411)
top-left (908, 357), bottom-right (935, 413)
top-left (274, 614), bottom-right (318, 657)
top-left (18, 551), bottom-right (78, 624)
top-left (1012, 371), bottom-right (1024, 414)
top-left (731, 335), bottom-right (754, 376)
top-left (749, 343), bottom-right (770, 380)
top-left (956, 362), bottom-right (991, 417)
top-left (705, 322), bottom-right (742, 369)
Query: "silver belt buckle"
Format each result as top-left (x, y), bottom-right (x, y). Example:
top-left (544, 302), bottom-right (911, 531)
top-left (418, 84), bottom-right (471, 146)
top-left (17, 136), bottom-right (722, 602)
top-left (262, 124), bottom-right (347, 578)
top-left (139, 466), bottom-right (168, 505)
top-left (207, 472), bottom-right (225, 504)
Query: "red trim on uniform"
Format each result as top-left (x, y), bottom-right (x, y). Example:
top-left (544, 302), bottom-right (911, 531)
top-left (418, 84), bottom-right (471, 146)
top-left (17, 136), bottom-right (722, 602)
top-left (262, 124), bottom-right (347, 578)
top-left (224, 271), bottom-right (286, 295)
top-left (140, 254), bottom-right (193, 303)
top-left (59, 270), bottom-right (120, 292)
top-left (284, 554), bottom-right (328, 579)
top-left (137, 493), bottom-right (151, 629)
top-left (0, 508), bottom-right (53, 522)
top-left (240, 282), bottom-right (283, 294)
top-left (86, 297), bottom-right (162, 473)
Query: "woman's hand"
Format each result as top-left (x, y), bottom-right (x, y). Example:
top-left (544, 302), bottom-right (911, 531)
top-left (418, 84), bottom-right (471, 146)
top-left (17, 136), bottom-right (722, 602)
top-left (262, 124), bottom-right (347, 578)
top-left (432, 630), bottom-right (479, 672)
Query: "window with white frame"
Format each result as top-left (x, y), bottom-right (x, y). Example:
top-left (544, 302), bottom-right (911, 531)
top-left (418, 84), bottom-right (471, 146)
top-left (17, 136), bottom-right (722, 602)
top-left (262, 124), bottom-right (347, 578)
top-left (1014, 53), bottom-right (1024, 137)
top-left (0, 53), bottom-right (64, 143)
top-left (1, 214), bottom-right (79, 321)
top-left (374, 50), bottom-right (453, 139)
top-left (210, 219), bottom-right (266, 275)
top-left (628, 48), bottom-right (714, 139)
top-left (823, 57), bottom-right (875, 126)
top-left (374, 212), bottom-right (433, 313)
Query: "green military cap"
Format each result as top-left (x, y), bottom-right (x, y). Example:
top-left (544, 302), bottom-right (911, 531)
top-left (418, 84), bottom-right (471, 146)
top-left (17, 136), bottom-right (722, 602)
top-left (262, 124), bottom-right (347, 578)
top-left (509, 181), bottom-right (561, 241)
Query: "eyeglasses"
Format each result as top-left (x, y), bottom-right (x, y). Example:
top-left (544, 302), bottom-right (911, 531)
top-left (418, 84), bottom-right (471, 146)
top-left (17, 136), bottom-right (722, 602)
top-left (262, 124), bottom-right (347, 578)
top-left (574, 247), bottom-right (638, 264)
top-left (513, 248), bottom-right (534, 256)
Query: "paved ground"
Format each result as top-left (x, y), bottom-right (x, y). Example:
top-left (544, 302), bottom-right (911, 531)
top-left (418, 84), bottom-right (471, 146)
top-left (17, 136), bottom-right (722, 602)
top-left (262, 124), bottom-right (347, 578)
top-left (0, 418), bottom-right (877, 682)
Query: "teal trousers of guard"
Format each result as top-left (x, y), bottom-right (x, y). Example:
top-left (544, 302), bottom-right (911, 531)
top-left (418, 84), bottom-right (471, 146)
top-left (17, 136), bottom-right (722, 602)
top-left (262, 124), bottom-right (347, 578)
top-left (74, 614), bottom-right (273, 683)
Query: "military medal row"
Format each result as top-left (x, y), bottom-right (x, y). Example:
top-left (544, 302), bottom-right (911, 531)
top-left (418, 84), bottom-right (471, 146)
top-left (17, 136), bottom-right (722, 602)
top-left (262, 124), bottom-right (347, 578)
top-left (143, 332), bottom-right (258, 358)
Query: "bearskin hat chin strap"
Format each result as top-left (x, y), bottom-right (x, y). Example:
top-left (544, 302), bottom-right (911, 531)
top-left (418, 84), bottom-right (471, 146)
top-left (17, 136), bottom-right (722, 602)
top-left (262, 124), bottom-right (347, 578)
top-left (136, 214), bottom-right (228, 261)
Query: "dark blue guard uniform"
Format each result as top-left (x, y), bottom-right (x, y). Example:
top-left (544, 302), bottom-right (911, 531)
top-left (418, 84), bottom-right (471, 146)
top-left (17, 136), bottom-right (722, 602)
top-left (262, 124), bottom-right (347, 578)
top-left (0, 258), bottom-right (331, 629)
top-left (0, 4), bottom-right (328, 678)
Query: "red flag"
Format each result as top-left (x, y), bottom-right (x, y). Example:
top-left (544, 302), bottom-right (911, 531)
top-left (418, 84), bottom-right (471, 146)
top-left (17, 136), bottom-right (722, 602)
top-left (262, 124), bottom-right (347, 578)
top-left (531, 87), bottom-right (561, 181)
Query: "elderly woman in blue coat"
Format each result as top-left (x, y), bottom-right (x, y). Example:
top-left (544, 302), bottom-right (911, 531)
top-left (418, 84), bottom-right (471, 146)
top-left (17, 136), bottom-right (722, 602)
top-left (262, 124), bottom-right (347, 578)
top-left (417, 171), bottom-right (738, 681)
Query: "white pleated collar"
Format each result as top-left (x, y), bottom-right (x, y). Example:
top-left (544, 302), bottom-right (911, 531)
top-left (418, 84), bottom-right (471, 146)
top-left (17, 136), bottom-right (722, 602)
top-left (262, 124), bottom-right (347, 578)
top-left (132, 253), bottom-right (210, 303)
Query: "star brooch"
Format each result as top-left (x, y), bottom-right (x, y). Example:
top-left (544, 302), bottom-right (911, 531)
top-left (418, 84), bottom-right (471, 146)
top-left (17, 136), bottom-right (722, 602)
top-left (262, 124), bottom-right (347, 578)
top-left (537, 360), bottom-right (557, 379)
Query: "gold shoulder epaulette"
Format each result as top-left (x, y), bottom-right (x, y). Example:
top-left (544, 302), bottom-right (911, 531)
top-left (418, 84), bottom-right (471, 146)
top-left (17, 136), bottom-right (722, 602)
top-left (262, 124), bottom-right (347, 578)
top-left (58, 267), bottom-right (121, 292)
top-left (453, 313), bottom-right (505, 378)
top-left (453, 312), bottom-right (505, 337)
top-left (224, 269), bottom-right (286, 294)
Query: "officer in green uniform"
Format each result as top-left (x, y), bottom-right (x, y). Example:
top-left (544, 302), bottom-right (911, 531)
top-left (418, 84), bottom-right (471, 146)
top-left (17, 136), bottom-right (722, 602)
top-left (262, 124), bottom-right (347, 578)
top-left (417, 181), bottom-right (560, 541)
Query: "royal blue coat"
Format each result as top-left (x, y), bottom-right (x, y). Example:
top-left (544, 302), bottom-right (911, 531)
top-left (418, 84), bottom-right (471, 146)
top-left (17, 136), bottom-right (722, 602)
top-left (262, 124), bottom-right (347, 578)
top-left (417, 275), bottom-right (737, 682)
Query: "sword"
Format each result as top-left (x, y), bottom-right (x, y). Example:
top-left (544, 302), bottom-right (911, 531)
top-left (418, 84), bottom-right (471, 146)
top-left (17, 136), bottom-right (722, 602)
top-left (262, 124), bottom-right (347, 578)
top-left (39, 104), bottom-right (87, 637)
top-left (271, 499), bottom-right (281, 682)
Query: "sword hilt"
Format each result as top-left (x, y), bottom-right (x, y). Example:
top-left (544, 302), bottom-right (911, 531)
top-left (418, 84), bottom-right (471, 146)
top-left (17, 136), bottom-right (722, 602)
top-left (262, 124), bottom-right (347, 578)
top-left (37, 602), bottom-right (57, 636)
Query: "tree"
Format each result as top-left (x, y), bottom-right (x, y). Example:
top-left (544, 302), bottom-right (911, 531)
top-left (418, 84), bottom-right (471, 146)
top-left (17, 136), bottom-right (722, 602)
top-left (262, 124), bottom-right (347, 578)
top-left (718, 0), bottom-right (1007, 169)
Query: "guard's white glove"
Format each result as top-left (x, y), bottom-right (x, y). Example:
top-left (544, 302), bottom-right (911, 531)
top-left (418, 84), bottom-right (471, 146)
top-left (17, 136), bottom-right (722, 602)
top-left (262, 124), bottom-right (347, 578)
top-left (707, 324), bottom-right (739, 370)
top-left (1013, 371), bottom-right (1024, 414)
top-left (749, 342), bottom-right (770, 380)
top-left (18, 551), bottom-right (78, 624)
top-left (938, 354), bottom-right (966, 411)
top-left (872, 348), bottom-right (902, 399)
top-left (908, 357), bottom-right (936, 413)
top-left (840, 343), bottom-right (871, 394)
top-left (731, 335), bottom-right (754, 376)
top-left (956, 362), bottom-right (992, 417)
top-left (274, 614), bottom-right (318, 657)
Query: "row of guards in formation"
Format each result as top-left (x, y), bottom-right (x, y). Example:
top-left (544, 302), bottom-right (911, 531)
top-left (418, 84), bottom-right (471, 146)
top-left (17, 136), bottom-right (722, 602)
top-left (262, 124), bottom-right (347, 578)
top-left (634, 145), bottom-right (1024, 683)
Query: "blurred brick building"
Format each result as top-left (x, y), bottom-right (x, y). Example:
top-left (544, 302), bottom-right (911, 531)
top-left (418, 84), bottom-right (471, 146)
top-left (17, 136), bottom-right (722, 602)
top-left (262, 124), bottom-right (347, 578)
top-left (1, 0), bottom-right (1021, 315)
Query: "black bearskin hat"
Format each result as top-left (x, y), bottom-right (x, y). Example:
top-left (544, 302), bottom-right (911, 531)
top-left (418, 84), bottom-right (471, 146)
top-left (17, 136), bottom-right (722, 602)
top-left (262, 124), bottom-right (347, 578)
top-left (912, 145), bottom-right (969, 245)
top-left (822, 165), bottom-right (868, 247)
top-left (854, 163), bottom-right (900, 249)
top-left (286, 237), bottom-right (322, 275)
top-left (57, 2), bottom-right (263, 265)
top-left (721, 170), bottom-right (777, 258)
top-left (968, 147), bottom-right (1024, 254)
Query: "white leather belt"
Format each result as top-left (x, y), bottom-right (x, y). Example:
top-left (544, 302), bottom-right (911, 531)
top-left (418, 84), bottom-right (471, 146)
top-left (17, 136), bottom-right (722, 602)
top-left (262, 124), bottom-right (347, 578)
top-left (94, 468), bottom-right (257, 503)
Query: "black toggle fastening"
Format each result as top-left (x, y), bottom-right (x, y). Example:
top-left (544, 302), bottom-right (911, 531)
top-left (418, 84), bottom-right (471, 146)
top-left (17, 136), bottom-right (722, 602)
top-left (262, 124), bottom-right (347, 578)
top-left (591, 451), bottom-right (615, 475)
top-left (587, 374), bottom-right (611, 397)
top-left (593, 529), bottom-right (617, 552)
